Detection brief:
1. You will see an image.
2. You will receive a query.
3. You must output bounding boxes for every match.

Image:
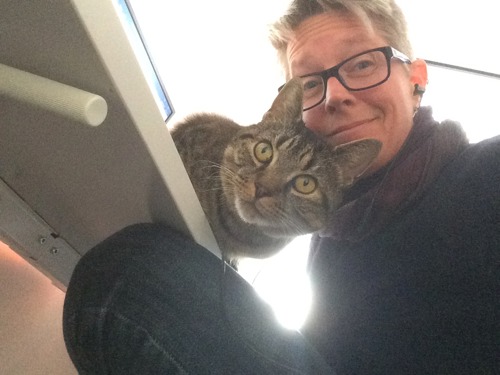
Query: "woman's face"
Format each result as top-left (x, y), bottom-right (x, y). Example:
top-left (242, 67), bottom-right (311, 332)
top-left (286, 12), bottom-right (427, 173)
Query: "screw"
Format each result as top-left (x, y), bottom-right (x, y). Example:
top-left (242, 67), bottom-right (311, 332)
top-left (39, 236), bottom-right (47, 245)
top-left (50, 247), bottom-right (59, 255)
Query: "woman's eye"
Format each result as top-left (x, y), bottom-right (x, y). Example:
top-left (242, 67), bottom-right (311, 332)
top-left (293, 175), bottom-right (317, 194)
top-left (354, 60), bottom-right (374, 70)
top-left (254, 141), bottom-right (273, 163)
top-left (301, 77), bottom-right (322, 93)
top-left (343, 56), bottom-right (378, 76)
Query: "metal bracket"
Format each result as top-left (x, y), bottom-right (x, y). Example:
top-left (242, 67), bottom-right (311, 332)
top-left (0, 179), bottom-right (81, 289)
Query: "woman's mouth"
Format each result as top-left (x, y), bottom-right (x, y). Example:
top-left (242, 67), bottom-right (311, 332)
top-left (328, 118), bottom-right (377, 143)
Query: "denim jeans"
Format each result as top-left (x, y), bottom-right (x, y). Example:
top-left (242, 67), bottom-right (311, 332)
top-left (63, 223), bottom-right (333, 374)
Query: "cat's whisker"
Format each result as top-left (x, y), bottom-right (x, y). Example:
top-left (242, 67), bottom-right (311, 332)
top-left (197, 187), bottom-right (224, 193)
top-left (282, 212), bottom-right (309, 236)
top-left (255, 200), bottom-right (308, 236)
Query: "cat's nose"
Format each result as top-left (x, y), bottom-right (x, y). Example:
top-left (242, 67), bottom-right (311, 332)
top-left (254, 183), bottom-right (271, 199)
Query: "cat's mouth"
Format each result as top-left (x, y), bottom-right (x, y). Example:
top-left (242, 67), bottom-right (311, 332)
top-left (236, 197), bottom-right (278, 225)
top-left (235, 197), bottom-right (317, 236)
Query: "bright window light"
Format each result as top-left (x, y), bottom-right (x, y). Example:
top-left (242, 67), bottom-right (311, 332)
top-left (237, 235), bottom-right (313, 330)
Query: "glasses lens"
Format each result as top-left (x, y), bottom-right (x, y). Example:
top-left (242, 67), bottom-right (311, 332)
top-left (300, 75), bottom-right (324, 110)
top-left (339, 50), bottom-right (389, 90)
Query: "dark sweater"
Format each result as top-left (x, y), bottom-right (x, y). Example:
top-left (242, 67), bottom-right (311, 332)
top-left (304, 125), bottom-right (500, 374)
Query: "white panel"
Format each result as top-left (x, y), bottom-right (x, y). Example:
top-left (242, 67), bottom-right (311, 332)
top-left (0, 0), bottom-right (221, 288)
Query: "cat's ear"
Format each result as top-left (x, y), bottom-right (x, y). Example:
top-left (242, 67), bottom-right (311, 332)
top-left (262, 78), bottom-right (303, 124)
top-left (333, 139), bottom-right (382, 186)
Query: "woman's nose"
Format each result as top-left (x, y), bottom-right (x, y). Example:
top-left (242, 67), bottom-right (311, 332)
top-left (323, 76), bottom-right (354, 110)
top-left (302, 76), bottom-right (356, 136)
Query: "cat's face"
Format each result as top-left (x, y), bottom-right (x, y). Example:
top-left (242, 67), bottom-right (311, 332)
top-left (221, 123), bottom-right (339, 236)
top-left (220, 78), bottom-right (381, 237)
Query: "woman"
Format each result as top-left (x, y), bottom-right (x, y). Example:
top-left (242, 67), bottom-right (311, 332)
top-left (269, 1), bottom-right (499, 373)
top-left (63, 1), bottom-right (499, 373)
top-left (274, 0), bottom-right (500, 374)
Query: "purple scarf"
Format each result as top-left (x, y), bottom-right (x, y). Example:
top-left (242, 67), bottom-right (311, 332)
top-left (320, 107), bottom-right (469, 242)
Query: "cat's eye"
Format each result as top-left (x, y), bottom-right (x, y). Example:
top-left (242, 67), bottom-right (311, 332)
top-left (254, 141), bottom-right (273, 163)
top-left (293, 175), bottom-right (317, 194)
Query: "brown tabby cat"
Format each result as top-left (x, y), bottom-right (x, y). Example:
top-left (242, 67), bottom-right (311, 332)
top-left (170, 78), bottom-right (381, 263)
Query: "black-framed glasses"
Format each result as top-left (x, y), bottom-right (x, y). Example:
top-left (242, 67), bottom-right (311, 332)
top-left (281, 46), bottom-right (411, 111)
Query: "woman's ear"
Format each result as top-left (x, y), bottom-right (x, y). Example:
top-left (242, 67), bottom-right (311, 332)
top-left (410, 58), bottom-right (428, 96)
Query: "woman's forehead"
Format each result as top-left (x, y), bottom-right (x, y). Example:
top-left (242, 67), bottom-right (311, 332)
top-left (286, 13), bottom-right (385, 75)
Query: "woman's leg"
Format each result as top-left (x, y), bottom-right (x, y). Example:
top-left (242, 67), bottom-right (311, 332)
top-left (63, 223), bottom-right (333, 374)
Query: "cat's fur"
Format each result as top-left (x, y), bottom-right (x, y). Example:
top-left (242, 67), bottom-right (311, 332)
top-left (170, 78), bottom-right (381, 262)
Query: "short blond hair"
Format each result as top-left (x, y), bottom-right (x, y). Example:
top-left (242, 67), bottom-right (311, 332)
top-left (269, 0), bottom-right (413, 78)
